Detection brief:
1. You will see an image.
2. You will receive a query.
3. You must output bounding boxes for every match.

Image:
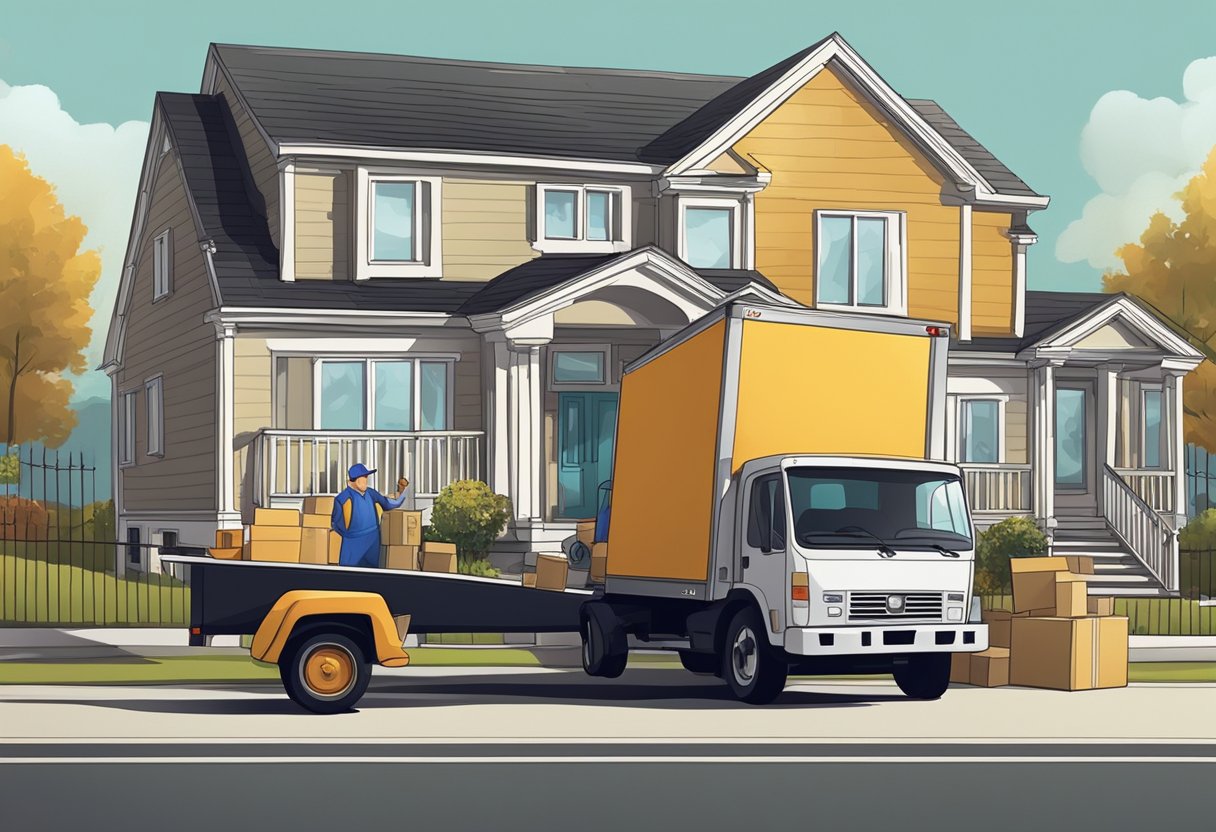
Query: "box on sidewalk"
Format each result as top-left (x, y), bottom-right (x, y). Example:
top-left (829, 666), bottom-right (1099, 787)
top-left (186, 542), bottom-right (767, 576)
top-left (421, 541), bottom-right (458, 573)
top-left (576, 519), bottom-right (596, 547)
top-left (253, 507), bottom-right (301, 527)
top-left (950, 652), bottom-right (971, 684)
top-left (1009, 615), bottom-right (1129, 691)
top-left (245, 540), bottom-right (301, 563)
top-left (1088, 596), bottom-right (1115, 616)
top-left (302, 495), bottom-right (335, 516)
top-left (1064, 555), bottom-right (1095, 575)
top-left (301, 513), bottom-right (330, 529)
top-left (208, 546), bottom-right (242, 560)
top-left (328, 531), bottom-right (341, 564)
top-left (1011, 556), bottom-right (1083, 613)
top-left (299, 527), bottom-right (329, 565)
top-left (381, 510), bottom-right (423, 546)
top-left (535, 554), bottom-right (569, 592)
top-left (589, 542), bottom-right (608, 584)
top-left (969, 647), bottom-right (1011, 687)
top-left (249, 524), bottom-right (303, 542)
top-left (215, 529), bottom-right (243, 549)
top-left (382, 544), bottom-right (420, 571)
top-left (522, 572), bottom-right (537, 588)
top-left (1055, 578), bottom-right (1089, 618)
top-left (980, 609), bottom-right (1030, 649)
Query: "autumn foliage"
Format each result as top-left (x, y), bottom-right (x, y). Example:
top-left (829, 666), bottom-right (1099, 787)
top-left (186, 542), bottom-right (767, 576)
top-left (0, 146), bottom-right (100, 448)
top-left (1105, 146), bottom-right (1216, 452)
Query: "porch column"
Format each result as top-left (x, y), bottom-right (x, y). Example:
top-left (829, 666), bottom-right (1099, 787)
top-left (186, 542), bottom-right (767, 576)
top-left (1096, 363), bottom-right (1121, 512)
top-left (1165, 368), bottom-right (1187, 525)
top-left (506, 340), bottom-right (546, 522)
top-left (1030, 360), bottom-right (1059, 531)
top-left (215, 323), bottom-right (240, 527)
top-left (484, 337), bottom-right (510, 497)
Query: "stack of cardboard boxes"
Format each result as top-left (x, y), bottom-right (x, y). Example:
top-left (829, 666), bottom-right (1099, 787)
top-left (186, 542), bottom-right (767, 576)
top-left (951, 555), bottom-right (1128, 690)
top-left (301, 496), bottom-right (338, 564)
top-left (379, 509), bottom-right (459, 574)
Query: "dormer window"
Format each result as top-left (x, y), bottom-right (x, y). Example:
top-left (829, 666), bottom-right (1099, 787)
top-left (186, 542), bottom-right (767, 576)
top-left (355, 168), bottom-right (442, 279)
top-left (534, 184), bottom-right (630, 253)
top-left (678, 197), bottom-right (742, 269)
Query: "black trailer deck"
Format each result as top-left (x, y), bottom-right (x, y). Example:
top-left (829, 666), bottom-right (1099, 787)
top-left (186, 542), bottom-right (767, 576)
top-left (161, 555), bottom-right (592, 640)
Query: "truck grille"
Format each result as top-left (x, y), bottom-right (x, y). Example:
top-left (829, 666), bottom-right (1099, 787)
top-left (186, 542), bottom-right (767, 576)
top-left (848, 592), bottom-right (944, 622)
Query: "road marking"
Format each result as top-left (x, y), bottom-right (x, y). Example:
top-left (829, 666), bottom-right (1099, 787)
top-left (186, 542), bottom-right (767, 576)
top-left (2, 756), bottom-right (1215, 765)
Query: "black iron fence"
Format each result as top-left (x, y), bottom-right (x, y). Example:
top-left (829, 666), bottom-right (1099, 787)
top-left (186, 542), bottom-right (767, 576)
top-left (1, 446), bottom-right (189, 627)
top-left (1185, 443), bottom-right (1216, 517)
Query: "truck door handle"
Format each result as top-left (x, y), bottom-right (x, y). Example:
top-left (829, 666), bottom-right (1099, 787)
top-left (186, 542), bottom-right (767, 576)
top-left (741, 556), bottom-right (750, 570)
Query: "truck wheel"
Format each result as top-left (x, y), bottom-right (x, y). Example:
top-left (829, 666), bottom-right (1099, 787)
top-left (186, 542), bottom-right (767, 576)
top-left (281, 632), bottom-right (372, 714)
top-left (678, 650), bottom-right (718, 676)
top-left (721, 608), bottom-right (787, 704)
top-left (893, 653), bottom-right (952, 700)
top-left (581, 608), bottom-right (627, 678)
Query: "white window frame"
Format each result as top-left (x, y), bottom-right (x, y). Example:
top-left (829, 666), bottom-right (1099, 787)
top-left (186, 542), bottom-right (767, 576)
top-left (312, 356), bottom-right (456, 431)
top-left (355, 168), bottom-right (443, 279)
top-left (813, 209), bottom-right (907, 316)
top-left (678, 196), bottom-right (742, 270)
top-left (533, 184), bottom-right (631, 254)
top-left (1140, 384), bottom-right (1165, 470)
top-left (957, 395), bottom-right (1006, 464)
top-left (144, 375), bottom-right (164, 458)
top-left (119, 389), bottom-right (137, 467)
top-left (548, 345), bottom-right (611, 391)
top-left (152, 228), bottom-right (172, 300)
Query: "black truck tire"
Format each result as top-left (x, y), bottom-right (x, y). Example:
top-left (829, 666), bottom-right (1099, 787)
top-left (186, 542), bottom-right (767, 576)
top-left (581, 603), bottom-right (628, 678)
top-left (721, 607), bottom-right (788, 704)
top-left (678, 650), bottom-right (719, 675)
top-left (893, 653), bottom-right (952, 700)
top-left (281, 632), bottom-right (372, 714)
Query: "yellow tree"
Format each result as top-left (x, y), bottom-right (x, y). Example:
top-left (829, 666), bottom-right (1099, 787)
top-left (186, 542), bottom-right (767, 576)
top-left (0, 145), bottom-right (99, 448)
top-left (1105, 146), bottom-right (1216, 451)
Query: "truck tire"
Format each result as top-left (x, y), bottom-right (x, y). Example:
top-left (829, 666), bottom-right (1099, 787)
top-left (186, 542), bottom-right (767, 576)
top-left (581, 606), bottom-right (627, 678)
top-left (281, 632), bottom-right (372, 714)
top-left (721, 607), bottom-right (787, 704)
top-left (893, 653), bottom-right (952, 700)
top-left (678, 650), bottom-right (718, 676)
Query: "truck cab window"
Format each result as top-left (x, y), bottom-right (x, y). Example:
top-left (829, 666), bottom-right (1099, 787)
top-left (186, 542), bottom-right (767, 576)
top-left (747, 474), bottom-right (787, 552)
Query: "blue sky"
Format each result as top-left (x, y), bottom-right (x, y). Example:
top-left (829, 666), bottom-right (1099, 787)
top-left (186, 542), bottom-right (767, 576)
top-left (3, 0), bottom-right (1216, 401)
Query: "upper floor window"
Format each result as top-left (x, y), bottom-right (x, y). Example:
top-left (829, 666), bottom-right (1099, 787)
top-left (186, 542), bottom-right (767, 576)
top-left (316, 357), bottom-right (453, 432)
top-left (153, 229), bottom-right (172, 300)
top-left (534, 184), bottom-right (629, 254)
top-left (679, 198), bottom-right (740, 270)
top-left (815, 210), bottom-right (905, 315)
top-left (355, 168), bottom-right (442, 279)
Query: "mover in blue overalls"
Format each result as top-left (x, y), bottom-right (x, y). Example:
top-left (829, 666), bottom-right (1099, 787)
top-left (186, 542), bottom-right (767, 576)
top-left (331, 463), bottom-right (408, 568)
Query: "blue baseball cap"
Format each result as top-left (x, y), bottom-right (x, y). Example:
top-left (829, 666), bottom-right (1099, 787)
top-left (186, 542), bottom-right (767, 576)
top-left (348, 463), bottom-right (376, 480)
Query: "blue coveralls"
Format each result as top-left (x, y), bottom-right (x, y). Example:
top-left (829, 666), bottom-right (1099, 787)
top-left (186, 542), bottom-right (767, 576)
top-left (331, 486), bottom-right (407, 568)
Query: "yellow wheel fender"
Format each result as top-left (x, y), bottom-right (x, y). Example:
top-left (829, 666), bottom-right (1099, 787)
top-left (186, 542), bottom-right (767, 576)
top-left (251, 590), bottom-right (411, 667)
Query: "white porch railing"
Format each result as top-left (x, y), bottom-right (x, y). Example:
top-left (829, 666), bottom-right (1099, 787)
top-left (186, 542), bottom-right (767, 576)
top-left (256, 430), bottom-right (484, 503)
top-left (1113, 468), bottom-right (1175, 513)
top-left (1103, 464), bottom-right (1177, 592)
top-left (960, 464), bottom-right (1033, 513)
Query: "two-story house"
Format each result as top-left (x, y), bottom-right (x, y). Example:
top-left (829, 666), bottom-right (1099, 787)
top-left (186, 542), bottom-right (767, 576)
top-left (104, 34), bottom-right (1202, 595)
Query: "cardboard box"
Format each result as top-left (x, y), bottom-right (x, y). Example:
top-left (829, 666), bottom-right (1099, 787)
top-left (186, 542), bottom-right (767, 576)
top-left (982, 609), bottom-right (1018, 649)
top-left (589, 542), bottom-right (608, 584)
top-left (950, 652), bottom-right (971, 684)
top-left (1012, 560), bottom-right (1083, 613)
top-left (382, 544), bottom-right (420, 571)
top-left (1088, 596), bottom-right (1115, 616)
top-left (301, 513), bottom-right (330, 529)
top-left (328, 531), bottom-right (341, 564)
top-left (969, 647), bottom-right (1011, 687)
top-left (301, 495), bottom-right (335, 516)
top-left (208, 546), bottom-right (242, 560)
top-left (246, 540), bottom-right (300, 563)
top-left (381, 510), bottom-right (423, 546)
top-left (522, 573), bottom-right (537, 588)
top-left (215, 529), bottom-right (242, 549)
top-left (535, 554), bottom-right (569, 592)
top-left (249, 524), bottom-right (303, 543)
top-left (1064, 555), bottom-right (1095, 575)
top-left (421, 541), bottom-right (457, 574)
top-left (1009, 616), bottom-right (1129, 691)
top-left (253, 507), bottom-right (301, 527)
top-left (299, 527), bottom-right (329, 565)
top-left (576, 519), bottom-right (596, 547)
top-left (1055, 578), bottom-right (1089, 618)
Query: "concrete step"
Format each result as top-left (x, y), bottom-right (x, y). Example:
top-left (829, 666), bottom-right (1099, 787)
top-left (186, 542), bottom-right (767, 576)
top-left (1052, 537), bottom-right (1123, 549)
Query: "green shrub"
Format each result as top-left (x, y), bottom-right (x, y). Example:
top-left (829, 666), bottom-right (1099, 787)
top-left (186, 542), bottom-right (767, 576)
top-left (457, 558), bottom-right (501, 579)
top-left (976, 516), bottom-right (1049, 595)
top-left (0, 453), bottom-right (17, 485)
top-left (428, 480), bottom-right (512, 566)
top-left (1179, 509), bottom-right (1216, 551)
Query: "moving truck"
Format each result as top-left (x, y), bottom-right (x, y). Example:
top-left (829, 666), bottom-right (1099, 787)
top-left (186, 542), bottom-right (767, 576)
top-left (164, 301), bottom-right (986, 713)
top-left (582, 302), bottom-right (988, 702)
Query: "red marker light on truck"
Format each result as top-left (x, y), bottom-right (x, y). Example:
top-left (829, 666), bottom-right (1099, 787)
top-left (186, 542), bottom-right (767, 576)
top-left (190, 627), bottom-right (201, 635)
top-left (925, 325), bottom-right (946, 337)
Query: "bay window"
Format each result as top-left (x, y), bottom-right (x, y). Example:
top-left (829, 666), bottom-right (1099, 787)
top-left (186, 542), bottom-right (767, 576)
top-left (316, 358), bottom-right (452, 431)
top-left (815, 210), bottom-right (905, 314)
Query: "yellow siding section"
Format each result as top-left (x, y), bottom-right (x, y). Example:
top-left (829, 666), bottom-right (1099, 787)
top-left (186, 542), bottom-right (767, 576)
top-left (294, 171), bottom-right (350, 280)
top-left (971, 211), bottom-right (1015, 335)
top-left (609, 320), bottom-right (726, 583)
top-left (1006, 398), bottom-right (1028, 464)
top-left (442, 179), bottom-right (537, 281)
top-left (732, 321), bottom-right (931, 467)
top-left (731, 65), bottom-right (960, 324)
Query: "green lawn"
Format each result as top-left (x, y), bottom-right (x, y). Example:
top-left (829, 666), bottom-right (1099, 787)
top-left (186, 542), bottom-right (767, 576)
top-left (983, 594), bottom-right (1216, 636)
top-left (1127, 662), bottom-right (1216, 683)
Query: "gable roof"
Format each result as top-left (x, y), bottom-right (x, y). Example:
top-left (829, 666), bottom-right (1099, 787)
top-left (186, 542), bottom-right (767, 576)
top-left (905, 100), bottom-right (1038, 198)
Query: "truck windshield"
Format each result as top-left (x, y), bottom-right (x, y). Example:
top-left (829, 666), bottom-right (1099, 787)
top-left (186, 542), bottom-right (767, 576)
top-left (786, 467), bottom-right (971, 549)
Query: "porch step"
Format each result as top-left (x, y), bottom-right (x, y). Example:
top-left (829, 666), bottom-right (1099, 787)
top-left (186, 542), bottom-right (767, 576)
top-left (1051, 536), bottom-right (1123, 549)
top-left (1053, 517), bottom-right (1110, 531)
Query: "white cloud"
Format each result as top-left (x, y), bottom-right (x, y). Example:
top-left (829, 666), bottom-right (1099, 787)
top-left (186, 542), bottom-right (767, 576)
top-left (1056, 57), bottom-right (1216, 271)
top-left (0, 79), bottom-right (149, 401)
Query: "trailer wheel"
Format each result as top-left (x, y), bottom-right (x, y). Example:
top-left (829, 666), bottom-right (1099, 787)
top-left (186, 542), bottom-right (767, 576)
top-left (721, 607), bottom-right (787, 704)
top-left (678, 650), bottom-right (719, 676)
top-left (581, 607), bottom-right (627, 678)
top-left (893, 653), bottom-right (951, 700)
top-left (281, 632), bottom-right (372, 714)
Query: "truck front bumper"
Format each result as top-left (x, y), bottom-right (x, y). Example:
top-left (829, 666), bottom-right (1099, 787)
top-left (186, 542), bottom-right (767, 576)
top-left (783, 623), bottom-right (988, 657)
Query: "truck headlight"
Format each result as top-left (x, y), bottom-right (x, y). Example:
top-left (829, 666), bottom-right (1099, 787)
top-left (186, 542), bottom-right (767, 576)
top-left (827, 606), bottom-right (842, 617)
top-left (947, 607), bottom-right (963, 622)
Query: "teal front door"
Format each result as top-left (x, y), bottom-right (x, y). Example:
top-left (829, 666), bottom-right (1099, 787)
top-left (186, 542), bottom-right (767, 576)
top-left (557, 392), bottom-right (619, 519)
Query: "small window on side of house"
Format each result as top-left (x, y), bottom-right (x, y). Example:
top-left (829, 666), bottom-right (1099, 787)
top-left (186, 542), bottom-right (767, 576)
top-left (145, 377), bottom-right (164, 457)
top-left (119, 391), bottom-right (137, 466)
top-left (1143, 389), bottom-right (1163, 469)
top-left (551, 351), bottom-right (606, 385)
top-left (153, 229), bottom-right (172, 300)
